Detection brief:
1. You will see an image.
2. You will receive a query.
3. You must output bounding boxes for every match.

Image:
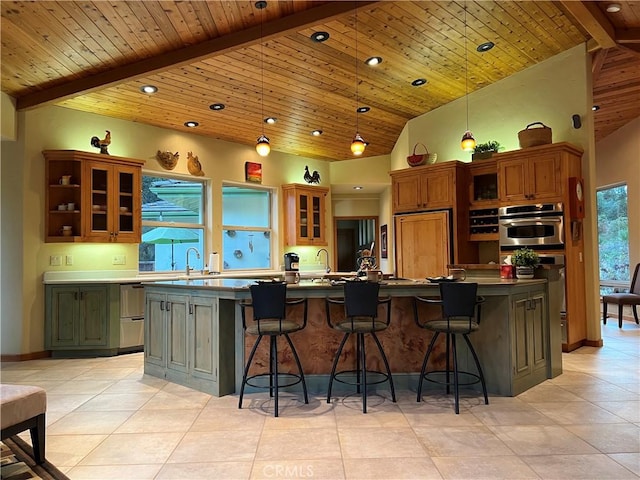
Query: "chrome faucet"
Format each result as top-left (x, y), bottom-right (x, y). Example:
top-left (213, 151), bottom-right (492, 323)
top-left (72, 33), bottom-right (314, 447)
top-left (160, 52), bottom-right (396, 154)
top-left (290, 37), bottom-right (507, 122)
top-left (185, 247), bottom-right (201, 275)
top-left (316, 248), bottom-right (331, 273)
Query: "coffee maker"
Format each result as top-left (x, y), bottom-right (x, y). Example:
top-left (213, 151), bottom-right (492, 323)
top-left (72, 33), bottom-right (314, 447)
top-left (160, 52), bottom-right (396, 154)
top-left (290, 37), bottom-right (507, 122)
top-left (284, 252), bottom-right (299, 271)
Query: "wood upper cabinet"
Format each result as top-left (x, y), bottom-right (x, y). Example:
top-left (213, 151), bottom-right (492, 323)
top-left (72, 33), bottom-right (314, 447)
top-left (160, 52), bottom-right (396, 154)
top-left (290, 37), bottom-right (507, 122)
top-left (391, 162), bottom-right (460, 213)
top-left (498, 152), bottom-right (562, 204)
top-left (83, 160), bottom-right (141, 243)
top-left (282, 184), bottom-right (329, 246)
top-left (394, 211), bottom-right (451, 278)
top-left (44, 150), bottom-right (143, 243)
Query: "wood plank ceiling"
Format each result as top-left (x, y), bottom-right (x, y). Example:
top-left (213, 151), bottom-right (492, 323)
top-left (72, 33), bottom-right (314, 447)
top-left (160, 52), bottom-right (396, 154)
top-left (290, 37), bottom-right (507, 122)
top-left (2, 1), bottom-right (639, 161)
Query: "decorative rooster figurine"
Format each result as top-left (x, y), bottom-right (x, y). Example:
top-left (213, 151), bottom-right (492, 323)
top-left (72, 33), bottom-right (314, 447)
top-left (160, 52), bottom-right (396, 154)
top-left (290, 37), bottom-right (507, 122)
top-left (304, 165), bottom-right (321, 184)
top-left (90, 130), bottom-right (111, 154)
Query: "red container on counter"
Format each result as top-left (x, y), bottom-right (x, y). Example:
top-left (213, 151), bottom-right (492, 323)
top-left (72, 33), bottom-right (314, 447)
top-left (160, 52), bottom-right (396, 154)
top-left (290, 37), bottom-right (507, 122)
top-left (500, 265), bottom-right (514, 279)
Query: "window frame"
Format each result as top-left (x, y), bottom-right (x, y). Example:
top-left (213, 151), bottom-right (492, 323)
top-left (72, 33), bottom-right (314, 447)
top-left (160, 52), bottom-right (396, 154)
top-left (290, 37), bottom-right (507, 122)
top-left (140, 171), bottom-right (208, 273)
top-left (221, 181), bottom-right (276, 272)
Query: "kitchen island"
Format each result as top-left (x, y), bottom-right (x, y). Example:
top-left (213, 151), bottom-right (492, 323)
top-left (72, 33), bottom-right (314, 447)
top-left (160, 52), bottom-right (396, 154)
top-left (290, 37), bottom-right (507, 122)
top-left (142, 276), bottom-right (562, 398)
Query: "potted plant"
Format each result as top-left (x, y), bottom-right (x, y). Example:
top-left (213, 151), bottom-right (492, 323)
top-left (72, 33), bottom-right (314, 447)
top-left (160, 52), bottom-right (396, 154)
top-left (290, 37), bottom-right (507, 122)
top-left (512, 247), bottom-right (539, 279)
top-left (472, 140), bottom-right (503, 161)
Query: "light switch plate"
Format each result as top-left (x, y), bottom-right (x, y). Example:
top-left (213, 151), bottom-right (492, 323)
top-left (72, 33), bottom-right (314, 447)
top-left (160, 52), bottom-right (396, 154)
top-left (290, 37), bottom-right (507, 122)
top-left (65, 255), bottom-right (73, 266)
top-left (50, 255), bottom-right (62, 266)
top-left (113, 255), bottom-right (126, 265)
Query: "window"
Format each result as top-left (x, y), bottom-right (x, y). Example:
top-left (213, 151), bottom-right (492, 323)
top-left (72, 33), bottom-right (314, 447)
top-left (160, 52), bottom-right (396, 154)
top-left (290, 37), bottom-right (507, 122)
top-left (139, 174), bottom-right (206, 272)
top-left (597, 183), bottom-right (629, 294)
top-left (222, 184), bottom-right (273, 271)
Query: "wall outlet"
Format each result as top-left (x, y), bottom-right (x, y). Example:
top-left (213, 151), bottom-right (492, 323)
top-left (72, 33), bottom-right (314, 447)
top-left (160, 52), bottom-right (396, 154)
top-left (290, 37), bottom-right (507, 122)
top-left (49, 255), bottom-right (62, 266)
top-left (65, 255), bottom-right (73, 266)
top-left (112, 255), bottom-right (126, 265)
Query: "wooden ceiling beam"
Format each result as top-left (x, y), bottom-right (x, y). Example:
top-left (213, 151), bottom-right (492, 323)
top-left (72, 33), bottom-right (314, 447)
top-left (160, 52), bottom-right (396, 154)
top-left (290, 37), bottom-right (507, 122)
top-left (16, 1), bottom-right (378, 111)
top-left (591, 49), bottom-right (609, 83)
top-left (560, 1), bottom-right (616, 50)
top-left (616, 28), bottom-right (640, 44)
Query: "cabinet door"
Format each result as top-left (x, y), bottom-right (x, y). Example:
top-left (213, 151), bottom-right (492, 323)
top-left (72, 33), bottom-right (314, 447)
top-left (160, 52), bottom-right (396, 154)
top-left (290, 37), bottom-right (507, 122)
top-left (395, 211), bottom-right (450, 279)
top-left (145, 292), bottom-right (166, 367)
top-left (392, 174), bottom-right (421, 212)
top-left (529, 156), bottom-right (561, 201)
top-left (167, 294), bottom-right (189, 373)
top-left (84, 161), bottom-right (113, 241)
top-left (190, 296), bottom-right (218, 381)
top-left (78, 286), bottom-right (109, 346)
top-left (499, 159), bottom-right (528, 203)
top-left (307, 191), bottom-right (326, 244)
top-left (113, 164), bottom-right (141, 243)
top-left (421, 170), bottom-right (454, 209)
top-left (529, 294), bottom-right (547, 372)
top-left (48, 287), bottom-right (80, 347)
top-left (511, 294), bottom-right (531, 379)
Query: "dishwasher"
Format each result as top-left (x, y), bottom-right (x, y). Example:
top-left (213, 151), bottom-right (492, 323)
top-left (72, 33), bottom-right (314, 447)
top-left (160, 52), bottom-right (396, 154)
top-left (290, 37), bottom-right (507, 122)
top-left (120, 283), bottom-right (145, 352)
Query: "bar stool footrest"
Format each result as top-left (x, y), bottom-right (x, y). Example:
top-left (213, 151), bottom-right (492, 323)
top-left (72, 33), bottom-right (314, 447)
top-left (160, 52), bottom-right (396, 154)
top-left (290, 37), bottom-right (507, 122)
top-left (333, 369), bottom-right (391, 387)
top-left (422, 370), bottom-right (482, 388)
top-left (245, 372), bottom-right (304, 391)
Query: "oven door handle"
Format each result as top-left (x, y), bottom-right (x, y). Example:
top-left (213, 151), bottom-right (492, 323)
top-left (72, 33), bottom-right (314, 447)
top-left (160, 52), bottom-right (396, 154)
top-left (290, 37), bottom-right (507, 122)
top-left (500, 217), bottom-right (562, 225)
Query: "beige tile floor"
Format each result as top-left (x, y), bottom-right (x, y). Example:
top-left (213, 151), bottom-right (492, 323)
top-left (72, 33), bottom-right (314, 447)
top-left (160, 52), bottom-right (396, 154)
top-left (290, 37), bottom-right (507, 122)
top-left (1, 321), bottom-right (638, 480)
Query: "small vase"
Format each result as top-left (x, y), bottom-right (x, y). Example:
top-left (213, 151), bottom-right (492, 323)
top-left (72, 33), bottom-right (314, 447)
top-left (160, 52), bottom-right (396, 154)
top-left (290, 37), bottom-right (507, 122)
top-left (515, 266), bottom-right (534, 279)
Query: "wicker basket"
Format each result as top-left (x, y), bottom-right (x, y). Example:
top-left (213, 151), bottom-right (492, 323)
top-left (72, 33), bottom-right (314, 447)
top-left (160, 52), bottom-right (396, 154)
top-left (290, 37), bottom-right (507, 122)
top-left (518, 122), bottom-right (552, 148)
top-left (407, 143), bottom-right (437, 167)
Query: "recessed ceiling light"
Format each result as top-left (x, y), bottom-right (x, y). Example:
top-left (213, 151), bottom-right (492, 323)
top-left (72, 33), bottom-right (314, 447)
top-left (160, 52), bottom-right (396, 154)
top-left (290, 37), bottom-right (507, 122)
top-left (210, 103), bottom-right (225, 110)
top-left (592, 105), bottom-right (600, 111)
top-left (365, 56), bottom-right (382, 66)
top-left (356, 106), bottom-right (370, 113)
top-left (310, 31), bottom-right (330, 42)
top-left (476, 41), bottom-right (495, 53)
top-left (184, 121), bottom-right (199, 128)
top-left (140, 85), bottom-right (158, 94)
top-left (606, 3), bottom-right (621, 12)
top-left (311, 130), bottom-right (323, 136)
top-left (353, 186), bottom-right (363, 190)
top-left (264, 117), bottom-right (277, 124)
top-left (411, 78), bottom-right (427, 86)
top-left (255, 0), bottom-right (267, 10)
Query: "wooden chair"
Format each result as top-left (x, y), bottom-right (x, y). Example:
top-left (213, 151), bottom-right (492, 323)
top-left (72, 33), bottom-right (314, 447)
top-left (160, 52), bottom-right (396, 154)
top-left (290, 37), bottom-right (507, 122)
top-left (602, 263), bottom-right (640, 328)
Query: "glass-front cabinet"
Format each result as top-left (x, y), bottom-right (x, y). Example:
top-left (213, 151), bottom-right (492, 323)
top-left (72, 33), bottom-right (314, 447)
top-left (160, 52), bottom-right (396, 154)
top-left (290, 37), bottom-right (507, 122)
top-left (282, 184), bottom-right (328, 246)
top-left (44, 150), bottom-right (143, 243)
top-left (84, 161), bottom-right (140, 242)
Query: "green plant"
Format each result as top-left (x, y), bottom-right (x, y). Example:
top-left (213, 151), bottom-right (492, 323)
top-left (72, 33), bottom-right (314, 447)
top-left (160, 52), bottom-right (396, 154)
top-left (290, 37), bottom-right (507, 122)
top-left (474, 140), bottom-right (503, 154)
top-left (512, 247), bottom-right (540, 267)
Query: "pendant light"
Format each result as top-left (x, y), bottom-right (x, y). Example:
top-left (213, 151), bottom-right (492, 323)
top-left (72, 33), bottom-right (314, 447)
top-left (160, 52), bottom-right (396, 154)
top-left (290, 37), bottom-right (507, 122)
top-left (460, 2), bottom-right (476, 152)
top-left (255, 1), bottom-right (270, 157)
top-left (350, 4), bottom-right (366, 156)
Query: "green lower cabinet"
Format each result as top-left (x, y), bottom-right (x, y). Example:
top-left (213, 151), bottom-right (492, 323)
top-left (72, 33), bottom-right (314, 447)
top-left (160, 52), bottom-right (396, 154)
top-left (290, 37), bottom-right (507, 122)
top-left (45, 284), bottom-right (119, 356)
top-left (144, 287), bottom-right (234, 396)
top-left (511, 291), bottom-right (547, 392)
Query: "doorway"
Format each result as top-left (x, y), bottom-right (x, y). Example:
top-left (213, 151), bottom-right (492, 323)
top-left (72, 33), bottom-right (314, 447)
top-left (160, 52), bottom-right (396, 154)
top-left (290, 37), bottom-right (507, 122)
top-left (334, 217), bottom-right (378, 272)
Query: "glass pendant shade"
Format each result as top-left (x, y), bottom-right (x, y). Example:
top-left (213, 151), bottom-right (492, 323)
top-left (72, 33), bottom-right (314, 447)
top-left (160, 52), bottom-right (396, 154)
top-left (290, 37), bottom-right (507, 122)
top-left (460, 130), bottom-right (476, 152)
top-left (256, 135), bottom-right (270, 156)
top-left (350, 133), bottom-right (366, 156)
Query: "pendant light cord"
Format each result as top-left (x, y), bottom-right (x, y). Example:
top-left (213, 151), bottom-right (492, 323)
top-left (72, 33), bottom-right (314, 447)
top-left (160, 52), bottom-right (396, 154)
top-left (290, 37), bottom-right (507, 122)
top-left (464, 2), bottom-right (469, 131)
top-left (354, 2), bottom-right (359, 133)
top-left (260, 5), bottom-right (265, 137)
